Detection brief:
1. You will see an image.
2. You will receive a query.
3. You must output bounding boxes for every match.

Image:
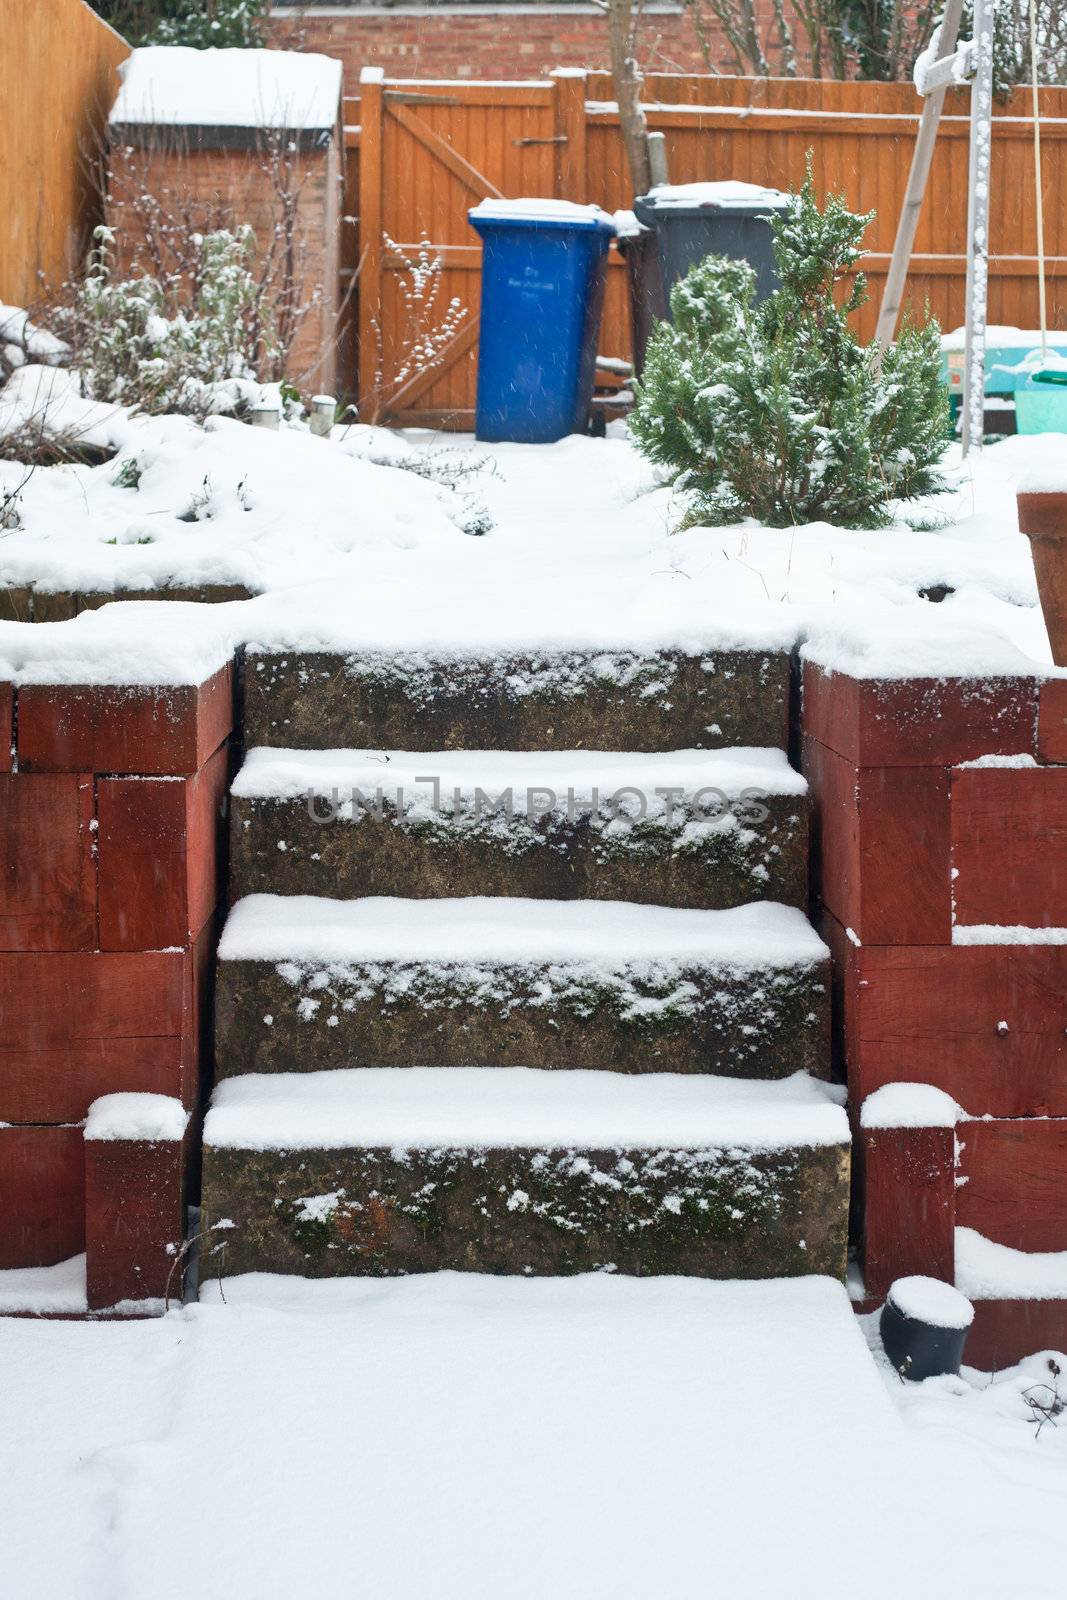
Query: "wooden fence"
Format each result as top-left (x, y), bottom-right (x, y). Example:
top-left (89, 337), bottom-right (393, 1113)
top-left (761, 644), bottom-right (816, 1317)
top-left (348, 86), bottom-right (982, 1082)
top-left (347, 68), bottom-right (1067, 428)
top-left (0, 0), bottom-right (129, 308)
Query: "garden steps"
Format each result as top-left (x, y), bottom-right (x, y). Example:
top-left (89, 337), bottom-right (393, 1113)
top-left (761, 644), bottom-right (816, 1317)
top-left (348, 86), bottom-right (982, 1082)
top-left (241, 644), bottom-right (791, 753)
top-left (200, 1066), bottom-right (850, 1279)
top-left (213, 894), bottom-right (830, 1081)
top-left (202, 639), bottom-right (848, 1283)
top-left (229, 745), bottom-right (809, 909)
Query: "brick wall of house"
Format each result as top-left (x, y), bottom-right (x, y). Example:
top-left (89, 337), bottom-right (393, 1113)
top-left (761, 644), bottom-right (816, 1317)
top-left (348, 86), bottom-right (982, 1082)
top-left (106, 136), bottom-right (342, 394)
top-left (270, 4), bottom-right (758, 82)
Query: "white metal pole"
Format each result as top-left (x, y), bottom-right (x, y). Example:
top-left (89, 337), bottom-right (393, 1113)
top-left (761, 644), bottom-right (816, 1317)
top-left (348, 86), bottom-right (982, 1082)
top-left (962, 0), bottom-right (995, 456)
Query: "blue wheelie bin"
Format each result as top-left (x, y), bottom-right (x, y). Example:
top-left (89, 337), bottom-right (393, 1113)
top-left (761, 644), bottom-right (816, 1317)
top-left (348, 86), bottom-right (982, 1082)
top-left (468, 200), bottom-right (616, 443)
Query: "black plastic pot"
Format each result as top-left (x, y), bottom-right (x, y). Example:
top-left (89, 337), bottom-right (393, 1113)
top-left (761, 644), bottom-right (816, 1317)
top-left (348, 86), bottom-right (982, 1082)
top-left (880, 1284), bottom-right (972, 1381)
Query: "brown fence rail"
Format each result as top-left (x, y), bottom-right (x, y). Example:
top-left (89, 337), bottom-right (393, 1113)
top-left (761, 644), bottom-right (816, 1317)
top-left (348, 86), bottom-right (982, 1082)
top-left (347, 69), bottom-right (1067, 429)
top-left (0, 0), bottom-right (129, 309)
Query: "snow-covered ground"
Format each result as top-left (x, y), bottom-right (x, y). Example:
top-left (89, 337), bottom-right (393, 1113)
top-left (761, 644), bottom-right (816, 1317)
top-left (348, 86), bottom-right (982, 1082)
top-left (1, 1273), bottom-right (1064, 1600)
top-left (1, 361), bottom-right (1063, 678)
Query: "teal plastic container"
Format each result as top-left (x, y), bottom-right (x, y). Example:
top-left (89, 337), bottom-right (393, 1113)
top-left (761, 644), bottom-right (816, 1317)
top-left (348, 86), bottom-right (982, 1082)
top-left (1015, 372), bottom-right (1067, 434)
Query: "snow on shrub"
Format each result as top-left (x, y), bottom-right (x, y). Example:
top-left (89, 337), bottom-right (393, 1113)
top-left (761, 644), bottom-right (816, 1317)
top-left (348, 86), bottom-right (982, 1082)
top-left (630, 170), bottom-right (950, 530)
top-left (96, 1), bottom-right (267, 49)
top-left (67, 225), bottom-right (279, 421)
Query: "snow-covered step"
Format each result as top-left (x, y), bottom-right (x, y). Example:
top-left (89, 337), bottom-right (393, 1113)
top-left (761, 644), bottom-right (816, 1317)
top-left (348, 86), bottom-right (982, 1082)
top-left (214, 895), bottom-right (830, 1080)
top-left (241, 644), bottom-right (790, 754)
top-left (229, 746), bottom-right (809, 910)
top-left (201, 1067), bottom-right (850, 1278)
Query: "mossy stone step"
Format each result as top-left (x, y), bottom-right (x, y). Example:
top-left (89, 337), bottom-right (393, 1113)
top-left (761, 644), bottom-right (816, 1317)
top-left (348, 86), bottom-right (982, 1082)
top-left (229, 747), bottom-right (809, 910)
top-left (242, 647), bottom-right (790, 753)
top-left (215, 895), bottom-right (830, 1080)
top-left (201, 1067), bottom-right (850, 1278)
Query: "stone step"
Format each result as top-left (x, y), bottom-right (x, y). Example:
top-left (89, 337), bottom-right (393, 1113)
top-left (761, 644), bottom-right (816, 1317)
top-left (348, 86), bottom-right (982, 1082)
top-left (215, 895), bottom-right (830, 1080)
top-left (229, 747), bottom-right (809, 910)
top-left (242, 646), bottom-right (790, 753)
top-left (201, 1066), bottom-right (850, 1278)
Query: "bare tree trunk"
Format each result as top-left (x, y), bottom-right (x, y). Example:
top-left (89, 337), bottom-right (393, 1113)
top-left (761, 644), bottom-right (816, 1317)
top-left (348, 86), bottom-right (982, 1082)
top-left (607, 0), bottom-right (653, 195)
top-left (771, 0), bottom-right (799, 74)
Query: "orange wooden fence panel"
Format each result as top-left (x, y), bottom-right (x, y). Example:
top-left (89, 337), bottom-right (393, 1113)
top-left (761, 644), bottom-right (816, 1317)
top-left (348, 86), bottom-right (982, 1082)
top-left (0, 0), bottom-right (130, 307)
top-left (352, 70), bottom-right (1067, 427)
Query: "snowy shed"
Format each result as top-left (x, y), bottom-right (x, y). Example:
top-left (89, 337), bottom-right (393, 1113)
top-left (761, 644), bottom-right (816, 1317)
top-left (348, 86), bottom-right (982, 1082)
top-left (105, 47), bottom-right (344, 392)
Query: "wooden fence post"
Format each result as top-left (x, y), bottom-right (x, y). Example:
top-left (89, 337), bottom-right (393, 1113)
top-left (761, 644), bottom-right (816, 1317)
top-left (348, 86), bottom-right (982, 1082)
top-left (358, 66), bottom-right (385, 422)
top-left (552, 69), bottom-right (588, 202)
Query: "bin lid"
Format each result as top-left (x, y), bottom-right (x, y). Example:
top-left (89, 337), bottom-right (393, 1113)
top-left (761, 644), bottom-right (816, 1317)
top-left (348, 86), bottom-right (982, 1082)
top-left (469, 197), bottom-right (616, 234)
top-left (635, 180), bottom-right (792, 221)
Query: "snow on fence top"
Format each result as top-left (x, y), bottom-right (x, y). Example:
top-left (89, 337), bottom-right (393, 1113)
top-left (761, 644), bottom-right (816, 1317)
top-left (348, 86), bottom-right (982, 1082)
top-left (204, 1065), bottom-right (850, 1153)
top-left (110, 47), bottom-right (343, 133)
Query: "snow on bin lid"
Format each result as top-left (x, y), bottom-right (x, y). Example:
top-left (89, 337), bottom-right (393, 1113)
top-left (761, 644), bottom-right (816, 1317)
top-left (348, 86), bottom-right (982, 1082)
top-left (887, 1276), bottom-right (975, 1331)
top-left (645, 180), bottom-right (792, 210)
top-left (110, 47), bottom-right (343, 132)
top-left (469, 197), bottom-right (615, 229)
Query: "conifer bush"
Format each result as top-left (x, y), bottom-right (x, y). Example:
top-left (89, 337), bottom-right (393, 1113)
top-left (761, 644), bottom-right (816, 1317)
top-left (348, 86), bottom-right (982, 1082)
top-left (630, 172), bottom-right (950, 529)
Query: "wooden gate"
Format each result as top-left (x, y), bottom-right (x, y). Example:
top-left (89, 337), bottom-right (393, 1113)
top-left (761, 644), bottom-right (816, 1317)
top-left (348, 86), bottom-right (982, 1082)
top-left (353, 66), bottom-right (1067, 429)
top-left (357, 67), bottom-right (588, 427)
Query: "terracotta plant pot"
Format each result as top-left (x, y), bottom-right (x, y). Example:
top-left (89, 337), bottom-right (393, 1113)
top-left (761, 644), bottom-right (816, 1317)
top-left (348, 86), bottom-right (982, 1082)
top-left (1018, 490), bottom-right (1067, 667)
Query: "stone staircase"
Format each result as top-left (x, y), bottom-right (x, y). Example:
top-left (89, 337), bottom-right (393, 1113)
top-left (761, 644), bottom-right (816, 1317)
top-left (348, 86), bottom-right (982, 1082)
top-left (201, 643), bottom-right (850, 1281)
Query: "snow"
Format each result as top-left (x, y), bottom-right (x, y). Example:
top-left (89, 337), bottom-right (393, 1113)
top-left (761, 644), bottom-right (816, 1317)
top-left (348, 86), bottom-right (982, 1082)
top-left (0, 602), bottom-right (234, 687)
top-left (957, 1227), bottom-right (1067, 1301)
top-left (1, 383), bottom-right (1060, 679)
top-left (953, 924), bottom-right (1067, 945)
top-left (217, 893), bottom-right (828, 968)
top-left (469, 197), bottom-right (614, 228)
top-left (85, 1092), bottom-right (188, 1144)
top-left (231, 744), bottom-right (808, 804)
top-left (1019, 462), bottom-right (1067, 495)
top-left (204, 1066), bottom-right (848, 1153)
top-left (942, 324), bottom-right (1067, 352)
top-left (888, 1274), bottom-right (975, 1330)
top-left (860, 1082), bottom-right (963, 1128)
top-left (0, 1255), bottom-right (87, 1316)
top-left (643, 180), bottom-right (791, 210)
top-left (3, 1273), bottom-right (1065, 1600)
top-left (110, 47), bottom-right (343, 132)
top-left (956, 752), bottom-right (1039, 768)
top-left (0, 305), bottom-right (69, 364)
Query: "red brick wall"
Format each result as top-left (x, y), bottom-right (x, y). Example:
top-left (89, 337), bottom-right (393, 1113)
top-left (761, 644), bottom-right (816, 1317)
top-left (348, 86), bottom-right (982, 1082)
top-left (106, 137), bottom-right (341, 394)
top-left (0, 667), bottom-right (232, 1295)
top-left (271, 5), bottom-right (746, 82)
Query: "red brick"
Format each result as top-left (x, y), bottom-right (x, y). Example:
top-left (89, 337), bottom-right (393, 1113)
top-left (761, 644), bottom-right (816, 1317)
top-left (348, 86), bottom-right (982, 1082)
top-left (97, 744), bottom-right (228, 951)
top-left (952, 763), bottom-right (1067, 928)
top-left (967, 1300), bottom-right (1067, 1368)
top-left (0, 1125), bottom-right (84, 1269)
top-left (85, 1129), bottom-right (187, 1309)
top-left (17, 662), bottom-right (233, 776)
top-left (0, 950), bottom-right (189, 1122)
top-left (0, 773), bottom-right (97, 950)
top-left (861, 1122), bottom-right (956, 1300)
top-left (0, 682), bottom-right (12, 771)
top-left (802, 661), bottom-right (1038, 767)
top-left (957, 1118), bottom-right (1067, 1252)
top-left (844, 941), bottom-right (1067, 1118)
top-left (803, 736), bottom-right (951, 944)
top-left (1038, 677), bottom-right (1067, 763)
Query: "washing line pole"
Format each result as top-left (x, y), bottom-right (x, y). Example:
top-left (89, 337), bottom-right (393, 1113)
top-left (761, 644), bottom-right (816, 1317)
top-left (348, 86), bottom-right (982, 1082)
top-left (876, 0), bottom-right (965, 348)
top-left (961, 0), bottom-right (995, 456)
